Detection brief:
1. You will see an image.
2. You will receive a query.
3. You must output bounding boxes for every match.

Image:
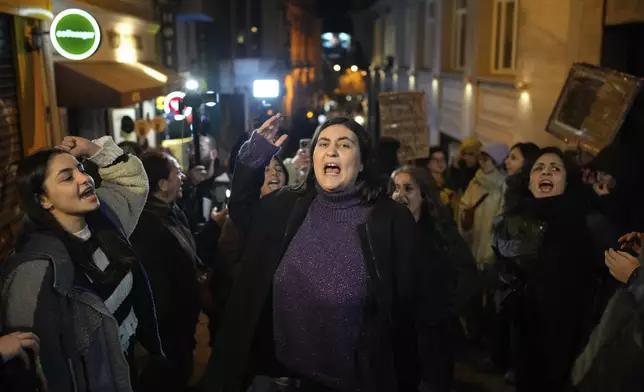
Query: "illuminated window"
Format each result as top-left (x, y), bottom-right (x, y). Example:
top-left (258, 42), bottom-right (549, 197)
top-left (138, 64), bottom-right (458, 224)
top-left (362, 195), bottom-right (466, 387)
top-left (492, 0), bottom-right (518, 72)
top-left (452, 0), bottom-right (468, 70)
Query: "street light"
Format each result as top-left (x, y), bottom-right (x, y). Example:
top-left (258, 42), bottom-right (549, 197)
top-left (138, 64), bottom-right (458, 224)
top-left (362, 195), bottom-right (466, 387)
top-left (253, 79), bottom-right (280, 98)
top-left (185, 79), bottom-right (199, 90)
top-left (333, 64), bottom-right (341, 72)
top-left (351, 65), bottom-right (358, 72)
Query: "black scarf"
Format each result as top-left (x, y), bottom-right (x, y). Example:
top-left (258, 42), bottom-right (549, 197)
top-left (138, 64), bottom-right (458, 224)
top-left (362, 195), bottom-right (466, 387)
top-left (67, 209), bottom-right (135, 300)
top-left (143, 197), bottom-right (202, 269)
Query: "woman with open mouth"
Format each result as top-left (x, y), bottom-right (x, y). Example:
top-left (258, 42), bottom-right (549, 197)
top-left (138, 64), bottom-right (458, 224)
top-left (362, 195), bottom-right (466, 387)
top-left (2, 136), bottom-right (163, 392)
top-left (391, 165), bottom-right (478, 390)
top-left (211, 156), bottom-right (290, 340)
top-left (492, 147), bottom-right (606, 392)
top-left (202, 114), bottom-right (450, 392)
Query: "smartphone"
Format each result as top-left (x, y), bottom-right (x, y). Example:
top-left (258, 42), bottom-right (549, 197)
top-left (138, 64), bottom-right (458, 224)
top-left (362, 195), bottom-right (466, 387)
top-left (300, 138), bottom-right (312, 150)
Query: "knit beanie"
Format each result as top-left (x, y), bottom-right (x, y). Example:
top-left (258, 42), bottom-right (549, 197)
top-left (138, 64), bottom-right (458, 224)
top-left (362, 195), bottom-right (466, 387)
top-left (482, 143), bottom-right (509, 165)
top-left (459, 137), bottom-right (483, 154)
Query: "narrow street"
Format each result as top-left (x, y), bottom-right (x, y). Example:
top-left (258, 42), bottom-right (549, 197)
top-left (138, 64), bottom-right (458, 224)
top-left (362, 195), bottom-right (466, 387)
top-left (189, 314), bottom-right (515, 392)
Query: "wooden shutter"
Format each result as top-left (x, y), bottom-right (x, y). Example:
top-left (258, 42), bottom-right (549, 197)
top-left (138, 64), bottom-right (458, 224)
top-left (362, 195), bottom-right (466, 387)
top-left (0, 14), bottom-right (23, 261)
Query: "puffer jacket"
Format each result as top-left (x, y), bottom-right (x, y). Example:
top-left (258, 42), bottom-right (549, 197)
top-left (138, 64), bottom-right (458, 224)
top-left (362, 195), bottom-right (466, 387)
top-left (0, 137), bottom-right (163, 392)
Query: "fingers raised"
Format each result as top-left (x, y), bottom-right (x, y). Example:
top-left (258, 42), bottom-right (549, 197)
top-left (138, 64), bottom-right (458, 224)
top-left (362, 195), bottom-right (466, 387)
top-left (275, 134), bottom-right (288, 147)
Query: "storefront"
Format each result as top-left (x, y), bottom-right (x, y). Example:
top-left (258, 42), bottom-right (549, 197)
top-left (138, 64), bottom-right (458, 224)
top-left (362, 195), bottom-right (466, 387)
top-left (51, 1), bottom-right (180, 147)
top-left (0, 1), bottom-right (58, 260)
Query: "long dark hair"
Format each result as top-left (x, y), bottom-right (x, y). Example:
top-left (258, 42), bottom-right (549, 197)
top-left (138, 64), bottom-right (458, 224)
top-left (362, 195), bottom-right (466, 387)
top-left (390, 166), bottom-right (452, 252)
top-left (298, 117), bottom-right (383, 203)
top-left (16, 149), bottom-right (71, 230)
top-left (15, 149), bottom-right (133, 282)
top-left (504, 142), bottom-right (540, 212)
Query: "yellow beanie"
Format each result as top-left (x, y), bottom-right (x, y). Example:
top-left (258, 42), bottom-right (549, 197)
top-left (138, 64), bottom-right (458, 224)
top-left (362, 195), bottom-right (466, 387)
top-left (459, 137), bottom-right (482, 153)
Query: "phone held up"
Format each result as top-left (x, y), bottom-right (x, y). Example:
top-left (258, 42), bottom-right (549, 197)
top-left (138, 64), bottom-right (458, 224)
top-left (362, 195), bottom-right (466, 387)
top-left (299, 138), bottom-right (312, 150)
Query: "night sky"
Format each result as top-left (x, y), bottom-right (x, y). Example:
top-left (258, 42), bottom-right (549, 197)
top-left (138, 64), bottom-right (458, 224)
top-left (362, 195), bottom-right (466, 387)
top-left (314, 0), bottom-right (375, 33)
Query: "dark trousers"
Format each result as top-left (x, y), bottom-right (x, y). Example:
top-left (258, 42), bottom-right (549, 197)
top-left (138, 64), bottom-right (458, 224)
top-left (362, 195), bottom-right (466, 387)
top-left (138, 336), bottom-right (195, 392)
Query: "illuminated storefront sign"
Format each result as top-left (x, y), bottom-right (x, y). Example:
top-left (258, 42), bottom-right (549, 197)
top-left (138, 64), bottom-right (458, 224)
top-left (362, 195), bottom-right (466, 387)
top-left (50, 9), bottom-right (101, 60)
top-left (163, 91), bottom-right (192, 122)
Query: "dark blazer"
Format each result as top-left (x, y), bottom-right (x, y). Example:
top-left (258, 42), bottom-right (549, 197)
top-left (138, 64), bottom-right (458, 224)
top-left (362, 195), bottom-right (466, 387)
top-left (199, 161), bottom-right (450, 392)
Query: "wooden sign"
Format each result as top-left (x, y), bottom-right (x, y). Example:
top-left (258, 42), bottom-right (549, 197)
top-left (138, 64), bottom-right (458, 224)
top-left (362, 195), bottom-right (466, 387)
top-left (546, 63), bottom-right (643, 154)
top-left (378, 91), bottom-right (430, 160)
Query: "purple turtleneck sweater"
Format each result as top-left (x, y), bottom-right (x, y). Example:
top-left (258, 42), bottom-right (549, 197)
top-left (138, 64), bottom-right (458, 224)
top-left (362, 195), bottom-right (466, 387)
top-left (238, 132), bottom-right (372, 390)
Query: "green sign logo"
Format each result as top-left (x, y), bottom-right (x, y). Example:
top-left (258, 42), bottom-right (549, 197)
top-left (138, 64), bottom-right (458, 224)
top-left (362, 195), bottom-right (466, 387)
top-left (50, 9), bottom-right (101, 61)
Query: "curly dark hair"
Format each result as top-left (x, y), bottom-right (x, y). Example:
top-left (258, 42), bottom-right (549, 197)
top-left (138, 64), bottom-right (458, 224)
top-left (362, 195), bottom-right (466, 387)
top-left (504, 146), bottom-right (583, 212)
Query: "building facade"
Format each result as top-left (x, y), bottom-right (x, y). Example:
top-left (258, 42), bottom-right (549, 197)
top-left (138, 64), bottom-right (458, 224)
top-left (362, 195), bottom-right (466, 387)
top-left (366, 0), bottom-right (616, 149)
top-left (212, 0), bottom-right (320, 115)
top-left (0, 1), bottom-right (59, 259)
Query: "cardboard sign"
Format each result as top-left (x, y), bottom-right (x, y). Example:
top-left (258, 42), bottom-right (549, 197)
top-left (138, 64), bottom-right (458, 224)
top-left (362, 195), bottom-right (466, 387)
top-left (378, 91), bottom-right (430, 160)
top-left (547, 63), bottom-right (643, 154)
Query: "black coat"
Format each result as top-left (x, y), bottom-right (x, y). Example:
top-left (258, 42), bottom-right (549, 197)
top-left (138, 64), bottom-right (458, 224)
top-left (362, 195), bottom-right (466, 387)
top-left (130, 198), bottom-right (208, 341)
top-left (199, 162), bottom-right (450, 392)
top-left (492, 193), bottom-right (606, 392)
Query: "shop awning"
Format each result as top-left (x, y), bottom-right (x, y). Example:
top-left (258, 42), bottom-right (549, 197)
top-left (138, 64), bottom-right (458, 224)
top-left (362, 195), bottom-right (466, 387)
top-left (55, 61), bottom-right (179, 108)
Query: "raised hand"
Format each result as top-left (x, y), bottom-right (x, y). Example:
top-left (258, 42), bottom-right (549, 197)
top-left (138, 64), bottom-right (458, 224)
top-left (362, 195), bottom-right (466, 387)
top-left (56, 136), bottom-right (101, 158)
top-left (256, 114), bottom-right (288, 147)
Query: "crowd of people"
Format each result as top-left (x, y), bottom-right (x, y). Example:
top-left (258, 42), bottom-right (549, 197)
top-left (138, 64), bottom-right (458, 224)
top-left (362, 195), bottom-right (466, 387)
top-left (0, 112), bottom-right (643, 392)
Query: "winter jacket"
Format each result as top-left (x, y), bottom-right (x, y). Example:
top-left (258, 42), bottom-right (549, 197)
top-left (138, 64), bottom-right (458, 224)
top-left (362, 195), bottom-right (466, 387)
top-left (0, 137), bottom-right (163, 392)
top-left (199, 152), bottom-right (450, 392)
top-left (492, 193), bottom-right (604, 392)
top-left (458, 168), bottom-right (506, 267)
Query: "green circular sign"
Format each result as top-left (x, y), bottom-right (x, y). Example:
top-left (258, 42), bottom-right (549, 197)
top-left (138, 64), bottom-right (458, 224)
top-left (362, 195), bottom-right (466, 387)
top-left (50, 9), bottom-right (101, 60)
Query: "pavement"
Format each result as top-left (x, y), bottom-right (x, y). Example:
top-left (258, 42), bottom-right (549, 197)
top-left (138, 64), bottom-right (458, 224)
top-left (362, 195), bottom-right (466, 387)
top-left (188, 314), bottom-right (515, 392)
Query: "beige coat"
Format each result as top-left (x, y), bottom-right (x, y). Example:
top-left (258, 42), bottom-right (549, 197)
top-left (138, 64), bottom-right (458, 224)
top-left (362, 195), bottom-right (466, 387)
top-left (458, 168), bottom-right (506, 267)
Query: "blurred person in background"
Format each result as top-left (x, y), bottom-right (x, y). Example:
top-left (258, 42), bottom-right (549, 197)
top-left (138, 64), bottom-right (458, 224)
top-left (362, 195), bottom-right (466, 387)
top-left (130, 150), bottom-right (222, 391)
top-left (179, 133), bottom-right (226, 231)
top-left (209, 156), bottom-right (290, 350)
top-left (391, 165), bottom-right (478, 390)
top-left (458, 143), bottom-right (508, 361)
top-left (447, 137), bottom-right (482, 196)
top-left (426, 147), bottom-right (456, 210)
top-left (202, 115), bottom-right (450, 392)
top-left (496, 142), bottom-right (540, 383)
